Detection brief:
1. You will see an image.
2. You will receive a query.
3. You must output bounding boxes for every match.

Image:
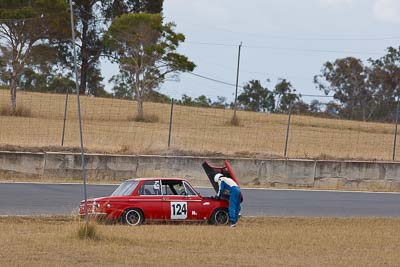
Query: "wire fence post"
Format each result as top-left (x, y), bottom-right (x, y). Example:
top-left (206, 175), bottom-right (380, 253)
top-left (392, 98), bottom-right (400, 160)
top-left (168, 98), bottom-right (174, 148)
top-left (61, 87), bottom-right (69, 146)
top-left (284, 102), bottom-right (292, 158)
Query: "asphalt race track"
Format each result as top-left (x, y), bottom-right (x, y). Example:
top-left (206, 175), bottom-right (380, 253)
top-left (0, 183), bottom-right (400, 217)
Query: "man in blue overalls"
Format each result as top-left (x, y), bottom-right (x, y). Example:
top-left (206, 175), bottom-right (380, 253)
top-left (214, 173), bottom-right (241, 227)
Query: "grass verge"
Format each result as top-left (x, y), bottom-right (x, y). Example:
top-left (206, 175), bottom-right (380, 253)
top-left (0, 216), bottom-right (399, 266)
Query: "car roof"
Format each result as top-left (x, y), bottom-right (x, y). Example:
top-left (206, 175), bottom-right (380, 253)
top-left (126, 177), bottom-right (186, 182)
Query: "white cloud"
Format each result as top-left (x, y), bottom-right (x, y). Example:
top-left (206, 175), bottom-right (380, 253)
top-left (373, 0), bottom-right (400, 23)
top-left (319, 0), bottom-right (354, 7)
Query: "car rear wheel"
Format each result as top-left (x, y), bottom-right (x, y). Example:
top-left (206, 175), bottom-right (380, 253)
top-left (122, 208), bottom-right (144, 226)
top-left (209, 208), bottom-right (229, 225)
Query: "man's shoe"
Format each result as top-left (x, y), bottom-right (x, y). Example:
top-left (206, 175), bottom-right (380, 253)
top-left (229, 223), bottom-right (236, 227)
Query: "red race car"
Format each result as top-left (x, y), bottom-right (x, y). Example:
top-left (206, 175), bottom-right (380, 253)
top-left (79, 160), bottom-right (242, 226)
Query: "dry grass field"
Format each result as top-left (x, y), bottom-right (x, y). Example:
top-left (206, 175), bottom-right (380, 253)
top-left (0, 216), bottom-right (399, 266)
top-left (0, 90), bottom-right (398, 160)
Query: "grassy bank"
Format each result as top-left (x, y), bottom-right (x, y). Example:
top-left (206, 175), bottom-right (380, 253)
top-left (0, 91), bottom-right (397, 160)
top-left (0, 216), bottom-right (399, 266)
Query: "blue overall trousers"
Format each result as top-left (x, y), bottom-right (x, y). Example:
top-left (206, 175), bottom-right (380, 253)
top-left (218, 178), bottom-right (241, 224)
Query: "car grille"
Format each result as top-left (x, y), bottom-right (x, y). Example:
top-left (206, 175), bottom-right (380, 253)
top-left (80, 201), bottom-right (94, 214)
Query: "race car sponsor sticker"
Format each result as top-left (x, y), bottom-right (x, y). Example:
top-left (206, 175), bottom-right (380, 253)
top-left (170, 202), bottom-right (187, 219)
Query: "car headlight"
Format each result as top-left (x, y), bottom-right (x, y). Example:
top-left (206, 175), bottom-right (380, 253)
top-left (106, 203), bottom-right (111, 208)
top-left (96, 203), bottom-right (101, 208)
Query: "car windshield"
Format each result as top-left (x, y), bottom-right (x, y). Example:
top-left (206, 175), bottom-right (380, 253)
top-left (111, 180), bottom-right (139, 196)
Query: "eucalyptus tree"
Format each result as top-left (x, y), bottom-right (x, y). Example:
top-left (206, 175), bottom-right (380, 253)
top-left (104, 13), bottom-right (195, 120)
top-left (237, 80), bottom-right (275, 112)
top-left (0, 0), bottom-right (69, 113)
top-left (314, 57), bottom-right (374, 120)
top-left (274, 79), bottom-right (299, 112)
top-left (368, 46), bottom-right (400, 121)
top-left (104, 0), bottom-right (163, 17)
top-left (69, 0), bottom-right (164, 95)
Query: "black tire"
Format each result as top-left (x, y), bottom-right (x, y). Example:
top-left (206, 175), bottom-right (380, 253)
top-left (122, 208), bottom-right (144, 226)
top-left (209, 208), bottom-right (229, 225)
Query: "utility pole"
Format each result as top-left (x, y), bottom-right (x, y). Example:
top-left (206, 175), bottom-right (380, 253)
top-left (393, 94), bottom-right (400, 161)
top-left (168, 98), bottom-right (174, 148)
top-left (284, 101), bottom-right (293, 158)
top-left (232, 42), bottom-right (242, 123)
top-left (69, 0), bottom-right (89, 229)
top-left (61, 87), bottom-right (69, 146)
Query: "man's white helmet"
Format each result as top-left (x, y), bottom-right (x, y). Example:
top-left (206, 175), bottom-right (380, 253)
top-left (214, 173), bottom-right (223, 183)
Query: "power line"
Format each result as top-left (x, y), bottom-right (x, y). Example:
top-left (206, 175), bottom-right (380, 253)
top-left (163, 83), bottom-right (235, 99)
top-left (186, 41), bottom-right (237, 47)
top-left (301, 94), bottom-right (333, 98)
top-left (282, 36), bottom-right (400, 41)
top-left (187, 72), bottom-right (239, 88)
top-left (192, 57), bottom-right (315, 81)
top-left (185, 41), bottom-right (383, 55)
top-left (186, 72), bottom-right (333, 98)
top-left (242, 44), bottom-right (382, 55)
top-left (166, 18), bottom-right (400, 42)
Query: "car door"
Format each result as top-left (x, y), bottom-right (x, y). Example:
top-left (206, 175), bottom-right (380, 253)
top-left (182, 181), bottom-right (205, 220)
top-left (135, 180), bottom-right (163, 220)
top-left (161, 180), bottom-right (203, 221)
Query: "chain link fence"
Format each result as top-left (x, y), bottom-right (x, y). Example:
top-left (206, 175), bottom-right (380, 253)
top-left (0, 89), bottom-right (399, 161)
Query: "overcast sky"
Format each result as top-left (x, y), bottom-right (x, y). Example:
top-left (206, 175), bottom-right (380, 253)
top-left (105, 0), bottom-right (400, 103)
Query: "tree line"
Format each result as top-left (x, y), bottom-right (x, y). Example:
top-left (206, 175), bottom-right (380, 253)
top-left (0, 1), bottom-right (399, 122)
top-left (176, 47), bottom-right (400, 122)
top-left (314, 48), bottom-right (400, 122)
top-left (0, 0), bottom-right (194, 120)
top-left (164, 79), bottom-right (299, 113)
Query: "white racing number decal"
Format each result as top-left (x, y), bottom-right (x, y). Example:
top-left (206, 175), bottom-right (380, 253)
top-left (170, 202), bottom-right (187, 219)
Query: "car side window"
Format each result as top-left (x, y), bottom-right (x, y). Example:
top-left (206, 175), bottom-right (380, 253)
top-left (139, 180), bottom-right (161, 195)
top-left (162, 184), bottom-right (174, 195)
top-left (173, 182), bottom-right (186, 195)
top-left (183, 182), bottom-right (196, 196)
top-left (162, 180), bottom-right (187, 195)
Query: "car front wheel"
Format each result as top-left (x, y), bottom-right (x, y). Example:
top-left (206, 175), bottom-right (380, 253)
top-left (209, 208), bottom-right (229, 225)
top-left (122, 208), bottom-right (144, 226)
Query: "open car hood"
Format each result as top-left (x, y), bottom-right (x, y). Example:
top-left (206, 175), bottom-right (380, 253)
top-left (202, 160), bottom-right (243, 202)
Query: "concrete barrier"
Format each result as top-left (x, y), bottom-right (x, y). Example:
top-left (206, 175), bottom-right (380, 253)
top-left (1, 151), bottom-right (400, 191)
top-left (0, 151), bottom-right (45, 178)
